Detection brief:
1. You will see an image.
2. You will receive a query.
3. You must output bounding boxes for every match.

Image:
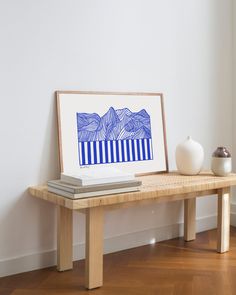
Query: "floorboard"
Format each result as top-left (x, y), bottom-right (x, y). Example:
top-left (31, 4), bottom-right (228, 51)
top-left (1, 227), bottom-right (236, 295)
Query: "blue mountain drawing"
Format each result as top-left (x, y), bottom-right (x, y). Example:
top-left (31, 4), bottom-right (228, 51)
top-left (77, 107), bottom-right (152, 142)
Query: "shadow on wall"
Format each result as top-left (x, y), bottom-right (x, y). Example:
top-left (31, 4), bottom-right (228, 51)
top-left (104, 200), bottom-right (184, 238)
top-left (38, 92), bottom-right (60, 183)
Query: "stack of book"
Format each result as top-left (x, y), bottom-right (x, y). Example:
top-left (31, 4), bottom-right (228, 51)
top-left (47, 168), bottom-right (142, 199)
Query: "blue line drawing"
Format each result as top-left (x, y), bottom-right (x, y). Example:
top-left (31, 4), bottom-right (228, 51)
top-left (76, 107), bottom-right (153, 166)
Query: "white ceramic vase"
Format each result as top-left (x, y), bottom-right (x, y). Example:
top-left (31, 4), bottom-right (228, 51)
top-left (175, 136), bottom-right (204, 175)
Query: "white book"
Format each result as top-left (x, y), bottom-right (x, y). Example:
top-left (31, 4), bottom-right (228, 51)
top-left (48, 186), bottom-right (140, 199)
top-left (61, 167), bottom-right (135, 186)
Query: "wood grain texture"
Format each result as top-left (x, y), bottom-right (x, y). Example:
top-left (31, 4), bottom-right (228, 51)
top-left (160, 93), bottom-right (169, 172)
top-left (56, 90), bottom-right (163, 96)
top-left (2, 228), bottom-right (236, 295)
top-left (184, 197), bottom-right (196, 241)
top-left (217, 187), bottom-right (230, 253)
top-left (29, 172), bottom-right (236, 210)
top-left (57, 206), bottom-right (73, 271)
top-left (56, 92), bottom-right (64, 172)
top-left (85, 206), bottom-right (104, 289)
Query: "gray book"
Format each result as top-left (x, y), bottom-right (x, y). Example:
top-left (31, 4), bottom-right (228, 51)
top-left (47, 186), bottom-right (140, 199)
top-left (47, 179), bottom-right (142, 194)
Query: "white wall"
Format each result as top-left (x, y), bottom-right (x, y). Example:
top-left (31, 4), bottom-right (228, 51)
top-left (233, 0), bottom-right (236, 205)
top-left (232, 0), bottom-right (236, 222)
top-left (0, 0), bottom-right (233, 276)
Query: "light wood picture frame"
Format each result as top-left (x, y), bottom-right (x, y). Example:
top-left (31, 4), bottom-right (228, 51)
top-left (56, 91), bottom-right (169, 175)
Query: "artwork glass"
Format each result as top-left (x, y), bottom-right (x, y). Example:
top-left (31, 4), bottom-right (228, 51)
top-left (57, 91), bottom-right (168, 175)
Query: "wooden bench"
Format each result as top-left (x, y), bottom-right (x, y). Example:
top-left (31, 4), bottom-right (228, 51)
top-left (29, 172), bottom-right (236, 289)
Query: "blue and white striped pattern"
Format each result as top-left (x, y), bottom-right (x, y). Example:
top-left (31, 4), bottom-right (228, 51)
top-left (78, 139), bottom-right (153, 166)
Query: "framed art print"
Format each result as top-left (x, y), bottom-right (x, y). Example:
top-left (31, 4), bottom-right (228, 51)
top-left (56, 91), bottom-right (168, 175)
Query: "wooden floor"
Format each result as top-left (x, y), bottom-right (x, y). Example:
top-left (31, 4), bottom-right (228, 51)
top-left (1, 228), bottom-right (236, 295)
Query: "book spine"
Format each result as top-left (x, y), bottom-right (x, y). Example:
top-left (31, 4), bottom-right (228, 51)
top-left (60, 175), bottom-right (82, 186)
top-left (48, 186), bottom-right (140, 199)
top-left (80, 176), bottom-right (135, 186)
top-left (60, 173), bottom-right (135, 186)
top-left (48, 183), bottom-right (74, 193)
top-left (48, 180), bottom-right (142, 194)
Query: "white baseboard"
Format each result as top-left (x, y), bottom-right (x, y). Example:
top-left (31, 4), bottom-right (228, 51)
top-left (0, 214), bottom-right (217, 278)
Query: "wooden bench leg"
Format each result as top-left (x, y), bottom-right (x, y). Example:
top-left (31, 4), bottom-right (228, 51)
top-left (217, 187), bottom-right (230, 253)
top-left (57, 205), bottom-right (73, 271)
top-left (184, 198), bottom-right (196, 241)
top-left (85, 206), bottom-right (104, 289)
